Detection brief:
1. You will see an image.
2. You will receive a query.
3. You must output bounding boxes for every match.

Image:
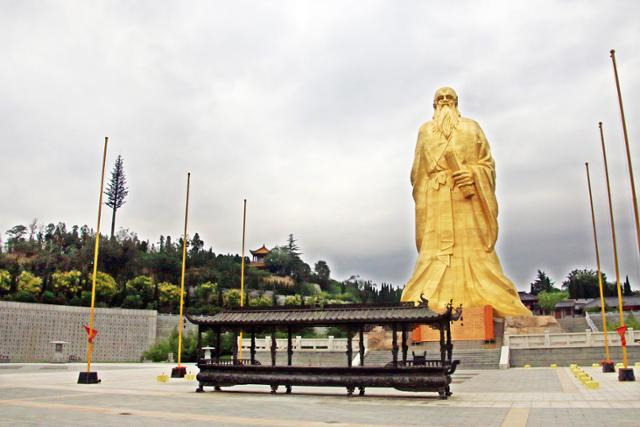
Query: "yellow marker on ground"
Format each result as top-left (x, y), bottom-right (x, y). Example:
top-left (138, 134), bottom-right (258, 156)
top-left (592, 363), bottom-right (600, 368)
top-left (585, 380), bottom-right (600, 389)
top-left (184, 373), bottom-right (196, 381)
top-left (550, 363), bottom-right (558, 368)
top-left (156, 373), bottom-right (169, 383)
top-left (524, 364), bottom-right (531, 368)
top-left (570, 364), bottom-right (578, 368)
top-left (616, 362), bottom-right (624, 368)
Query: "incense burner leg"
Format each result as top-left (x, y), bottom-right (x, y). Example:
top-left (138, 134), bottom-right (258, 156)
top-left (270, 384), bottom-right (279, 394)
top-left (358, 386), bottom-right (365, 396)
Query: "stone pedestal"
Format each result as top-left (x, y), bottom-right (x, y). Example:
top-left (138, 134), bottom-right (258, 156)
top-left (171, 366), bottom-right (187, 378)
top-left (618, 368), bottom-right (635, 382)
top-left (77, 371), bottom-right (100, 384)
top-left (412, 305), bottom-right (494, 342)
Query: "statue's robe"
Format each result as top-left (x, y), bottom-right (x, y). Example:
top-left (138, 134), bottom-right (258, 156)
top-left (401, 117), bottom-right (531, 317)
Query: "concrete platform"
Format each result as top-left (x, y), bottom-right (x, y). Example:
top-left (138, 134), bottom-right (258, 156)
top-left (0, 363), bottom-right (639, 426)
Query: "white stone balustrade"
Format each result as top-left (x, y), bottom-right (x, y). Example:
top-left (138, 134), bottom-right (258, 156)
top-left (505, 328), bottom-right (638, 349)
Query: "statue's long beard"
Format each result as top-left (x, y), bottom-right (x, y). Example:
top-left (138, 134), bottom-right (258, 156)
top-left (433, 104), bottom-right (460, 139)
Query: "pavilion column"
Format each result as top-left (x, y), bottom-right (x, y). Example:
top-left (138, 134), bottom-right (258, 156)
top-left (446, 321), bottom-right (453, 363)
top-left (287, 326), bottom-right (293, 366)
top-left (215, 327), bottom-right (221, 363)
top-left (392, 324), bottom-right (398, 367)
top-left (359, 326), bottom-right (365, 367)
top-left (232, 329), bottom-right (238, 365)
top-left (196, 325), bottom-right (202, 360)
top-left (401, 325), bottom-right (408, 364)
top-left (439, 321), bottom-right (446, 365)
top-left (346, 328), bottom-right (353, 368)
top-left (271, 326), bottom-right (277, 366)
top-left (250, 330), bottom-right (256, 365)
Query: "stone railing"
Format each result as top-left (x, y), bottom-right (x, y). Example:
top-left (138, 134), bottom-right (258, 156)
top-left (505, 328), bottom-right (639, 349)
top-left (241, 336), bottom-right (362, 352)
top-left (584, 312), bottom-right (598, 332)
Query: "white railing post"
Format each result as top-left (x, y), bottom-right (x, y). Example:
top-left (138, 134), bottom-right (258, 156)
top-left (585, 329), bottom-right (592, 346)
top-left (544, 330), bottom-right (551, 347)
top-left (328, 335), bottom-right (334, 351)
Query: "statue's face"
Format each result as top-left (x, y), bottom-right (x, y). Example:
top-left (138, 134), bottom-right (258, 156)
top-left (433, 87), bottom-right (458, 109)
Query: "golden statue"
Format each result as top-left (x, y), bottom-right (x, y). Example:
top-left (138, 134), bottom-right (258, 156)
top-left (402, 87), bottom-right (531, 317)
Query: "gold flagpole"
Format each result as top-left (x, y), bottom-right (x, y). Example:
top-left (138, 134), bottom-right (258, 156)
top-left (598, 122), bottom-right (629, 370)
top-left (79, 136), bottom-right (108, 384)
top-left (173, 172), bottom-right (190, 378)
top-left (238, 199), bottom-right (247, 360)
top-left (610, 49), bottom-right (640, 257)
top-left (585, 162), bottom-right (612, 367)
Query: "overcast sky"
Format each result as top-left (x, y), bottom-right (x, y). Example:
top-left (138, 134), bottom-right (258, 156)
top-left (1, 1), bottom-right (639, 291)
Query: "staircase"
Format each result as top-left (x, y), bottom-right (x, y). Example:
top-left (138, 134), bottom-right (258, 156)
top-left (364, 348), bottom-right (501, 370)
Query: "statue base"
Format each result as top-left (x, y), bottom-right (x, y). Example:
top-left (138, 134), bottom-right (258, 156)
top-left (171, 366), bottom-right (187, 378)
top-left (77, 371), bottom-right (100, 384)
top-left (412, 305), bottom-right (494, 342)
top-left (618, 368), bottom-right (635, 382)
top-left (602, 361), bottom-right (615, 373)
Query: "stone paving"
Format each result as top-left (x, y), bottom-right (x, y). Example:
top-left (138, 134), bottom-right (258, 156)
top-left (0, 363), bottom-right (638, 426)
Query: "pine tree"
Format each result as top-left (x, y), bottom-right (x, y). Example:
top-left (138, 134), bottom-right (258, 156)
top-left (104, 155), bottom-right (129, 239)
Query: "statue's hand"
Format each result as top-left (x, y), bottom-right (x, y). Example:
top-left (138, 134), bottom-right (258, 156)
top-left (452, 168), bottom-right (474, 188)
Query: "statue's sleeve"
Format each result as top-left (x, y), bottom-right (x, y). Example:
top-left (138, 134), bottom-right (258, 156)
top-left (412, 129), bottom-right (428, 252)
top-left (470, 124), bottom-right (499, 251)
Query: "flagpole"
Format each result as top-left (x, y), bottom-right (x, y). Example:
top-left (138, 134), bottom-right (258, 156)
top-left (238, 199), bottom-right (247, 360)
top-left (78, 136), bottom-right (108, 384)
top-left (598, 123), bottom-right (634, 382)
top-left (610, 49), bottom-right (640, 257)
top-left (585, 162), bottom-right (613, 371)
top-left (172, 172), bottom-right (190, 378)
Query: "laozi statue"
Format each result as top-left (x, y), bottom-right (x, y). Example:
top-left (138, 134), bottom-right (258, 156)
top-left (401, 87), bottom-right (531, 318)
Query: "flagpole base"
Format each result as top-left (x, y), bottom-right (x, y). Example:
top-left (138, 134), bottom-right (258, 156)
top-left (78, 371), bottom-right (101, 384)
top-left (171, 366), bottom-right (187, 378)
top-left (602, 361), bottom-right (615, 373)
top-left (618, 368), bottom-right (635, 382)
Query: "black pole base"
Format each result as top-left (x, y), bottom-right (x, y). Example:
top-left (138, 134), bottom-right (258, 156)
top-left (171, 366), bottom-right (187, 378)
top-left (602, 361), bottom-right (616, 373)
top-left (618, 368), bottom-right (636, 382)
top-left (77, 371), bottom-right (101, 384)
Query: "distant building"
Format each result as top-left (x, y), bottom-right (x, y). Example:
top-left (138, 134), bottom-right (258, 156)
top-left (249, 244), bottom-right (271, 269)
top-left (583, 296), bottom-right (640, 312)
top-left (518, 292), bottom-right (540, 314)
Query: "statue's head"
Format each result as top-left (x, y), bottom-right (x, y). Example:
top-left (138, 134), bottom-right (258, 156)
top-left (432, 87), bottom-right (460, 139)
top-left (432, 87), bottom-right (458, 109)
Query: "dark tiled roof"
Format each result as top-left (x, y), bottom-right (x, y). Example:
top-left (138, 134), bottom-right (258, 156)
top-left (584, 296), bottom-right (640, 308)
top-left (518, 292), bottom-right (538, 302)
top-left (187, 303), bottom-right (455, 327)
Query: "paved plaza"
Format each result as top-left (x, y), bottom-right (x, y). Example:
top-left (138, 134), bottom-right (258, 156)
top-left (0, 363), bottom-right (639, 426)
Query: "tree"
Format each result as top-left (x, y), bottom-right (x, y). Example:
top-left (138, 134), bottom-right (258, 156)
top-left (126, 275), bottom-right (154, 305)
top-left (222, 289), bottom-right (241, 308)
top-left (95, 271), bottom-right (118, 303)
top-left (537, 290), bottom-right (569, 314)
top-left (314, 260), bottom-right (331, 286)
top-left (623, 275), bottom-right (633, 296)
top-left (6, 225), bottom-right (27, 251)
top-left (529, 270), bottom-right (555, 295)
top-left (0, 269), bottom-right (11, 294)
top-left (51, 270), bottom-right (83, 298)
top-left (105, 155), bottom-right (129, 239)
top-left (562, 269), bottom-right (611, 299)
top-left (158, 281), bottom-right (182, 312)
top-left (15, 271), bottom-right (43, 301)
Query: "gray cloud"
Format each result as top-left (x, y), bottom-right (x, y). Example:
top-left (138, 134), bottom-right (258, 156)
top-left (1, 0), bottom-right (639, 290)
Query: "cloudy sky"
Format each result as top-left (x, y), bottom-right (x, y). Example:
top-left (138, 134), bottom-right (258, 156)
top-left (1, 1), bottom-right (639, 290)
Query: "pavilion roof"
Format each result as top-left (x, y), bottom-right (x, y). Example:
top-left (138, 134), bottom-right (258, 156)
top-left (187, 302), bottom-right (459, 327)
top-left (250, 244), bottom-right (270, 256)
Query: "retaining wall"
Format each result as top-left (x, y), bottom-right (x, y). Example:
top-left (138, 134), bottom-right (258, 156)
top-left (510, 347), bottom-right (640, 367)
top-left (0, 301), bottom-right (156, 362)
